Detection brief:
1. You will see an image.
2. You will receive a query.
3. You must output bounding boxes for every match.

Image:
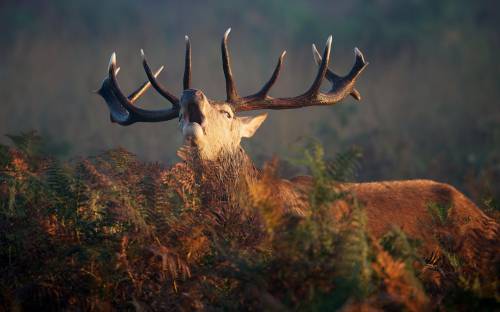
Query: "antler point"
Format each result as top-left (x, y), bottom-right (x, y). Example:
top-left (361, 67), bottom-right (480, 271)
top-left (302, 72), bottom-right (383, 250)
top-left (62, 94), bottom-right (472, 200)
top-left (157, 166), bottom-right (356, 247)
top-left (109, 52), bottom-right (117, 68)
top-left (311, 43), bottom-right (318, 53)
top-left (326, 35), bottom-right (333, 47)
top-left (156, 65), bottom-right (165, 76)
top-left (224, 28), bottom-right (231, 39)
top-left (354, 47), bottom-right (366, 63)
top-left (311, 44), bottom-right (321, 64)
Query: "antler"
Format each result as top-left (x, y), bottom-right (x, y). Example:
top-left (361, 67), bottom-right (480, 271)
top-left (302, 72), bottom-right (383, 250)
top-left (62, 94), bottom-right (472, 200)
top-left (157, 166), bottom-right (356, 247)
top-left (96, 37), bottom-right (193, 125)
top-left (221, 29), bottom-right (368, 112)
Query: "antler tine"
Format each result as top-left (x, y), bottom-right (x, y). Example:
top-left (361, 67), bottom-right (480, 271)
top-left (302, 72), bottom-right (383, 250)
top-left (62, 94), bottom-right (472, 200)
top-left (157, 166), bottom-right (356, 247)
top-left (222, 28), bottom-right (239, 102)
top-left (128, 66), bottom-right (164, 103)
top-left (305, 35), bottom-right (332, 97)
top-left (312, 44), bottom-right (364, 100)
top-left (96, 52), bottom-right (180, 125)
top-left (312, 43), bottom-right (336, 82)
top-left (349, 48), bottom-right (368, 82)
top-left (141, 49), bottom-right (180, 107)
top-left (107, 53), bottom-right (135, 108)
top-left (242, 50), bottom-right (286, 102)
top-left (183, 35), bottom-right (192, 90)
top-left (234, 35), bottom-right (368, 112)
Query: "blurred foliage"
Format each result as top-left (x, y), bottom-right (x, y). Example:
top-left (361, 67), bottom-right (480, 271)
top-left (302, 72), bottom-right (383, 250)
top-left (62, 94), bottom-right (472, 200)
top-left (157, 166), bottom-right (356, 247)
top-left (0, 133), bottom-right (498, 310)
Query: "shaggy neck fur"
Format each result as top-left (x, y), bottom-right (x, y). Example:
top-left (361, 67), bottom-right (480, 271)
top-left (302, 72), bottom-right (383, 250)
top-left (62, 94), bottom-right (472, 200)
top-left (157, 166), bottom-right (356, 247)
top-left (177, 142), bottom-right (310, 218)
top-left (178, 143), bottom-right (257, 209)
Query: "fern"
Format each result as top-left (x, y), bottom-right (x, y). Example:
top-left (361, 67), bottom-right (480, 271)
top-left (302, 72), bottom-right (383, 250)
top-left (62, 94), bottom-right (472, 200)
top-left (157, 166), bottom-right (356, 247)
top-left (0, 133), bottom-right (496, 310)
top-left (334, 203), bottom-right (373, 301)
top-left (326, 146), bottom-right (362, 182)
top-left (380, 226), bottom-right (422, 267)
top-left (427, 201), bottom-right (451, 225)
top-left (6, 131), bottom-right (44, 159)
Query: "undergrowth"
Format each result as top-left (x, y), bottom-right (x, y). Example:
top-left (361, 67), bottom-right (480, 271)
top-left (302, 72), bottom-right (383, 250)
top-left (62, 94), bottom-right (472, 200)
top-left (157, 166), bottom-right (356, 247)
top-left (0, 132), bottom-right (498, 311)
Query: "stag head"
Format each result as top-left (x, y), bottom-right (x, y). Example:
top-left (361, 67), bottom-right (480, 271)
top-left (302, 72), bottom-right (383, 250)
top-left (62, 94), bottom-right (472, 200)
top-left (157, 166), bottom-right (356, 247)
top-left (96, 29), bottom-right (367, 160)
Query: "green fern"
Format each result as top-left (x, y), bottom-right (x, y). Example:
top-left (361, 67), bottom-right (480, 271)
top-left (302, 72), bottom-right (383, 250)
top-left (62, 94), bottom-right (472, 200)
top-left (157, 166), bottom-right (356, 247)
top-left (427, 201), bottom-right (451, 225)
top-left (380, 226), bottom-right (422, 266)
top-left (334, 203), bottom-right (373, 300)
top-left (326, 147), bottom-right (362, 182)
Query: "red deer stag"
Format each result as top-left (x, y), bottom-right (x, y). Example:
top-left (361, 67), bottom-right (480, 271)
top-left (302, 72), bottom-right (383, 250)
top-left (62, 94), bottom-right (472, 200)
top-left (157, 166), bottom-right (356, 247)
top-left (96, 29), bottom-right (498, 282)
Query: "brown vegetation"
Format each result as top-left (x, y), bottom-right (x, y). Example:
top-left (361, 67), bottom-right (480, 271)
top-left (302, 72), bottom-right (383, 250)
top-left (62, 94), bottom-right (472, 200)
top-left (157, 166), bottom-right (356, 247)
top-left (1, 133), bottom-right (498, 310)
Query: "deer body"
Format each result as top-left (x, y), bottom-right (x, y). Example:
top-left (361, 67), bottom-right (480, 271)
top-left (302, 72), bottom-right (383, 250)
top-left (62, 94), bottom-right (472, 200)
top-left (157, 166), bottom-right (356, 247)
top-left (97, 29), bottom-right (498, 278)
top-left (286, 176), bottom-right (498, 258)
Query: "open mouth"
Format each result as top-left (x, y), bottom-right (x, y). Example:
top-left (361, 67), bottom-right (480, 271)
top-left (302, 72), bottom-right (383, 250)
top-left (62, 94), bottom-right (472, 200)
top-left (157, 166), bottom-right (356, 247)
top-left (187, 101), bottom-right (204, 125)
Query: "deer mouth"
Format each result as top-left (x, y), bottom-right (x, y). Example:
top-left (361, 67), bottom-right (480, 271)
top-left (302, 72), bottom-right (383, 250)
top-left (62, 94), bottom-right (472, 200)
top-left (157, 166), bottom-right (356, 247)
top-left (182, 101), bottom-right (206, 139)
top-left (187, 101), bottom-right (204, 125)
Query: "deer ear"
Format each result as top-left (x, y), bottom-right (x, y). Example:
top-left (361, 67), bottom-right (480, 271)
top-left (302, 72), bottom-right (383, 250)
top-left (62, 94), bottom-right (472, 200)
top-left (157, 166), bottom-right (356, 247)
top-left (240, 113), bottom-right (268, 138)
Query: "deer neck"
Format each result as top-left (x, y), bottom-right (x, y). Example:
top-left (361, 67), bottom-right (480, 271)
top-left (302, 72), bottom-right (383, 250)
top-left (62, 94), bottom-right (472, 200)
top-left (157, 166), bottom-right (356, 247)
top-left (178, 144), bottom-right (258, 206)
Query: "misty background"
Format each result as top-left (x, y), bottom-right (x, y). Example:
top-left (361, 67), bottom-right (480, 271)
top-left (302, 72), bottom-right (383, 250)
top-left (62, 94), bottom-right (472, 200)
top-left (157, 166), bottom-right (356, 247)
top-left (1, 0), bottom-right (499, 201)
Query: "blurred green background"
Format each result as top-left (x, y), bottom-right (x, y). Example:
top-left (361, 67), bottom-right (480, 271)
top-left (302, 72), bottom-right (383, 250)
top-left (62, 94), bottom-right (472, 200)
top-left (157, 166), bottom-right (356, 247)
top-left (1, 0), bottom-right (499, 199)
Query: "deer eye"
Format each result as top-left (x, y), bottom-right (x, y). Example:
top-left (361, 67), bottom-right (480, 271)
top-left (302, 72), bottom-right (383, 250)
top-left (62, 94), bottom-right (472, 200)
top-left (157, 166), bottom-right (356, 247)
top-left (220, 110), bottom-right (232, 119)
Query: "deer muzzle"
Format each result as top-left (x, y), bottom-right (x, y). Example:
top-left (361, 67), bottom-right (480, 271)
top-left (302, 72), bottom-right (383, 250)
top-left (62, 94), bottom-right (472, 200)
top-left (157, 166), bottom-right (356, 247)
top-left (181, 89), bottom-right (207, 124)
top-left (180, 89), bottom-right (207, 138)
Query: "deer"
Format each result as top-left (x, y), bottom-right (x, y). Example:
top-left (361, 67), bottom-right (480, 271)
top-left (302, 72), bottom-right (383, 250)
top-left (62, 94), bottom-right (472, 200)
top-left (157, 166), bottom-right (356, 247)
top-left (96, 29), bottom-right (498, 288)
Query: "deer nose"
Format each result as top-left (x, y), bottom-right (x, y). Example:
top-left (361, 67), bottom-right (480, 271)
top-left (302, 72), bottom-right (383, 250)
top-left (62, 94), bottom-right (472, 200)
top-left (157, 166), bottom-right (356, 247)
top-left (181, 89), bottom-right (205, 103)
top-left (181, 89), bottom-right (208, 118)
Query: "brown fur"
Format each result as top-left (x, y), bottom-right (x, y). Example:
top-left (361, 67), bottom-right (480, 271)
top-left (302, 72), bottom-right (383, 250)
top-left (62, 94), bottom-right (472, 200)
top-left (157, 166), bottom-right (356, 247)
top-left (282, 176), bottom-right (499, 279)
